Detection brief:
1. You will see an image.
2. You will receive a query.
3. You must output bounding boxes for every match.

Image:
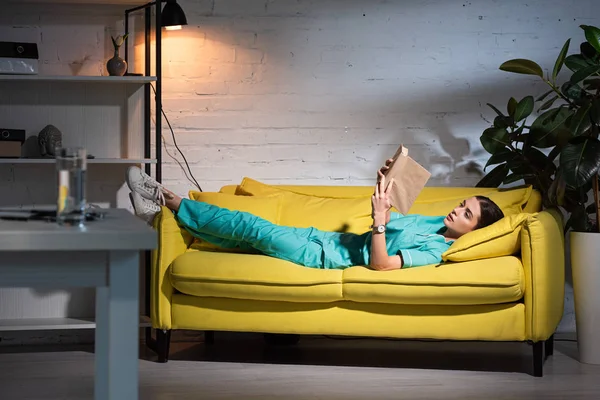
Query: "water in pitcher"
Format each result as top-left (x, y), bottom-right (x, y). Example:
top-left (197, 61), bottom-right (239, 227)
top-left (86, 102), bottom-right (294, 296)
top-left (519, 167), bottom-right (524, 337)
top-left (56, 148), bottom-right (87, 226)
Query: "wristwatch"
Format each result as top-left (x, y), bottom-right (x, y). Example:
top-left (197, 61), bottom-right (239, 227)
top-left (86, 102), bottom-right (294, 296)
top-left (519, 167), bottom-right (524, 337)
top-left (372, 224), bottom-right (386, 234)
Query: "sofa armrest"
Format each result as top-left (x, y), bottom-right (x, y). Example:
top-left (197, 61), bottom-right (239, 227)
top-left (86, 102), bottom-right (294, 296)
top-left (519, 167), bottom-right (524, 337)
top-left (151, 206), bottom-right (194, 330)
top-left (521, 208), bottom-right (565, 341)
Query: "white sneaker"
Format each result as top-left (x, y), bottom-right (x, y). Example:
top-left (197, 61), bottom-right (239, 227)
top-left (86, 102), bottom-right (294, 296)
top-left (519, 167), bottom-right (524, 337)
top-left (129, 191), bottom-right (161, 224)
top-left (126, 166), bottom-right (165, 205)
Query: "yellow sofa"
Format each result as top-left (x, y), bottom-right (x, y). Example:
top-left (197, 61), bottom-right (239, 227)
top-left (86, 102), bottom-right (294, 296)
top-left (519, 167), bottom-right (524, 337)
top-left (148, 180), bottom-right (565, 377)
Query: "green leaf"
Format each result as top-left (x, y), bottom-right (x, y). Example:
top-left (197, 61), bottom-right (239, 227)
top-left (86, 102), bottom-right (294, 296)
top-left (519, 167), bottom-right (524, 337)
top-left (591, 98), bottom-right (600, 124)
top-left (493, 115), bottom-right (512, 129)
top-left (509, 124), bottom-right (526, 142)
top-left (583, 78), bottom-right (600, 90)
top-left (564, 54), bottom-right (592, 72)
top-left (507, 97), bottom-right (518, 117)
top-left (538, 95), bottom-right (559, 111)
top-left (570, 102), bottom-right (593, 135)
top-left (547, 146), bottom-right (562, 163)
top-left (476, 164), bottom-right (509, 188)
top-left (581, 25), bottom-right (600, 55)
top-left (567, 203), bottom-right (594, 232)
top-left (530, 107), bottom-right (573, 148)
top-left (561, 81), bottom-right (583, 100)
top-left (506, 156), bottom-right (534, 176)
top-left (537, 89), bottom-right (554, 102)
top-left (560, 137), bottom-right (600, 188)
top-left (480, 127), bottom-right (510, 154)
top-left (484, 148), bottom-right (514, 170)
top-left (500, 59), bottom-right (544, 78)
top-left (525, 147), bottom-right (554, 172)
top-left (581, 42), bottom-right (599, 59)
top-left (570, 65), bottom-right (600, 84)
top-left (503, 173), bottom-right (534, 185)
top-left (511, 132), bottom-right (528, 142)
top-left (553, 39), bottom-right (571, 81)
top-left (514, 96), bottom-right (534, 122)
top-left (487, 103), bottom-right (505, 117)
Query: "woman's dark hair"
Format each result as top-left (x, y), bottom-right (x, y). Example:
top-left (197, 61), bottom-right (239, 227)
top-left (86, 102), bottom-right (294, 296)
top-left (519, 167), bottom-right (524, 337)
top-left (474, 195), bottom-right (504, 230)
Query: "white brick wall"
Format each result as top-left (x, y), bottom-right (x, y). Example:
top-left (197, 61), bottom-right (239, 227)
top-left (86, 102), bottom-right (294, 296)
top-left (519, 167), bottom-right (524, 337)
top-left (1, 0), bottom-right (598, 334)
top-left (157, 0), bottom-right (599, 196)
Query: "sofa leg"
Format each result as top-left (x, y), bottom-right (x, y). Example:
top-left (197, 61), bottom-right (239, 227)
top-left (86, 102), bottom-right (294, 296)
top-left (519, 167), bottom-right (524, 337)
top-left (145, 327), bottom-right (157, 352)
top-left (545, 334), bottom-right (554, 359)
top-left (205, 331), bottom-right (215, 345)
top-left (156, 329), bottom-right (171, 363)
top-left (531, 341), bottom-right (544, 377)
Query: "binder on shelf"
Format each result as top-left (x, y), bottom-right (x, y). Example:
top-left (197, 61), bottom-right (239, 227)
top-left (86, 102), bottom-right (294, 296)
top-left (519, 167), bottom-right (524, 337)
top-left (0, 42), bottom-right (39, 75)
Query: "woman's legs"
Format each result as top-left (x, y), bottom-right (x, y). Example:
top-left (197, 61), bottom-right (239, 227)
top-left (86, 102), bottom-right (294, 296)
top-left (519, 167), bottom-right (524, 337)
top-left (126, 167), bottom-right (325, 267)
top-left (175, 199), bottom-right (325, 267)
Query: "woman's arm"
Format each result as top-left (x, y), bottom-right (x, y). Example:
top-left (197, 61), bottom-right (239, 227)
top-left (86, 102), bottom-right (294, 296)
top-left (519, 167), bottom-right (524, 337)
top-left (370, 171), bottom-right (401, 271)
top-left (370, 211), bottom-right (402, 270)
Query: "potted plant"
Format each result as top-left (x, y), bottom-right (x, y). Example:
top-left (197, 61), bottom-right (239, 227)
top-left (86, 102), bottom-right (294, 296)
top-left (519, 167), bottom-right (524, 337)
top-left (476, 24), bottom-right (600, 364)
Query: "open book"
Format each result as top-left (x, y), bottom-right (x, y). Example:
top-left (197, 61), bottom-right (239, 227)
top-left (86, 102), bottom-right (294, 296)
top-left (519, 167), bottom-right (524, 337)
top-left (383, 144), bottom-right (431, 215)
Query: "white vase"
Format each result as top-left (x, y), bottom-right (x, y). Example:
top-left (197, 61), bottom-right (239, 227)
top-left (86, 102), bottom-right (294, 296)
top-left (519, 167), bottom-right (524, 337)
top-left (570, 231), bottom-right (600, 364)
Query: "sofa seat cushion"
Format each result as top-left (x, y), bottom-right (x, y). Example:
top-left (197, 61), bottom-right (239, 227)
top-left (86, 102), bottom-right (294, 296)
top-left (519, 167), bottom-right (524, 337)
top-left (342, 256), bottom-right (524, 305)
top-left (170, 250), bottom-right (343, 303)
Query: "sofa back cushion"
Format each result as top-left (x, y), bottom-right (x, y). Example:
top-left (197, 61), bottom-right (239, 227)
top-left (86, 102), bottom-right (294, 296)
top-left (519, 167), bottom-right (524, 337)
top-left (409, 186), bottom-right (533, 217)
top-left (232, 177), bottom-right (536, 222)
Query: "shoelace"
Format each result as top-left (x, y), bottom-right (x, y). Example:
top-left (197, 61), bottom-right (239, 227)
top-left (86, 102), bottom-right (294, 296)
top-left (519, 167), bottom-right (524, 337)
top-left (154, 188), bottom-right (166, 206)
top-left (142, 180), bottom-right (166, 206)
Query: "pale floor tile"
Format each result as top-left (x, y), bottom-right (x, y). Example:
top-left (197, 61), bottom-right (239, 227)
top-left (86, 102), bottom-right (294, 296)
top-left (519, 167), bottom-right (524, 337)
top-left (0, 333), bottom-right (598, 399)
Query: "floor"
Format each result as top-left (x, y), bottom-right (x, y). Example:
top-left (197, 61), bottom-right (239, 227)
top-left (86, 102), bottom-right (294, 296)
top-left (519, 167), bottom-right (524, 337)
top-left (0, 332), bottom-right (598, 399)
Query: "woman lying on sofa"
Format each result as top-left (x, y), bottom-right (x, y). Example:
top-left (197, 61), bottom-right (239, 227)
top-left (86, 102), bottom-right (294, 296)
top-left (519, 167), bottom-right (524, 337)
top-left (126, 162), bottom-right (504, 271)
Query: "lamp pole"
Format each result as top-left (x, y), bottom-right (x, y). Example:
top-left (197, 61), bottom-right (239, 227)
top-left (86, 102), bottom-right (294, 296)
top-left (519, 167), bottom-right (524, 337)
top-left (123, 1), bottom-right (162, 183)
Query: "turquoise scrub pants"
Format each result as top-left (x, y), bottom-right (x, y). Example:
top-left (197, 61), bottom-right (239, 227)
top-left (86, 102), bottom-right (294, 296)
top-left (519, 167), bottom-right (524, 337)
top-left (175, 198), bottom-right (326, 268)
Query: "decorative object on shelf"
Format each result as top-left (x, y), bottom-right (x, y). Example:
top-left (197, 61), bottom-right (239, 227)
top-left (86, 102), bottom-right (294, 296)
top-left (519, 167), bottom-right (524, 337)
top-left (106, 34), bottom-right (129, 77)
top-left (0, 41), bottom-right (39, 75)
top-left (38, 124), bottom-right (63, 157)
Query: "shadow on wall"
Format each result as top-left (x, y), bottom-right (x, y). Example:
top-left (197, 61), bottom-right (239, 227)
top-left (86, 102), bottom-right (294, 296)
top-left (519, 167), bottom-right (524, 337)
top-left (354, 77), bottom-right (547, 185)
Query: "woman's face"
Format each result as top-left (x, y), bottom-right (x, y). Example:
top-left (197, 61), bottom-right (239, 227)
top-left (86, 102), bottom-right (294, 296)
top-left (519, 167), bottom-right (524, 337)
top-left (443, 197), bottom-right (482, 238)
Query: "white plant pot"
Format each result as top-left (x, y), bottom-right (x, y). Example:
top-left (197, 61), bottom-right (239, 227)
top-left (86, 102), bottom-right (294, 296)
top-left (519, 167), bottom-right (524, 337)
top-left (570, 231), bottom-right (600, 364)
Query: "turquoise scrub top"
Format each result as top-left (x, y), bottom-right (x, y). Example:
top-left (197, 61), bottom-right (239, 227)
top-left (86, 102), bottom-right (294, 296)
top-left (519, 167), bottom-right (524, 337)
top-left (321, 212), bottom-right (454, 269)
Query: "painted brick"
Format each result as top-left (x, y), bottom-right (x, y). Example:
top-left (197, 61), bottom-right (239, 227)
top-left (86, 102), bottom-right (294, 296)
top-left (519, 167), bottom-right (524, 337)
top-left (235, 48), bottom-right (265, 64)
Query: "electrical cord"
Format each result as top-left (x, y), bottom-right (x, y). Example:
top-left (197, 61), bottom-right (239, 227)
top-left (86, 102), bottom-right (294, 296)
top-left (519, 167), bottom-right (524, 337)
top-left (150, 84), bottom-right (203, 192)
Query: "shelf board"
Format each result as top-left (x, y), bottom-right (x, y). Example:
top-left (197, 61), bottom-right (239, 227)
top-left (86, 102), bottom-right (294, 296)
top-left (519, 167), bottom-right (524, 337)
top-left (0, 316), bottom-right (151, 331)
top-left (0, 75), bottom-right (157, 84)
top-left (0, 158), bottom-right (157, 164)
top-left (9, 1), bottom-right (148, 5)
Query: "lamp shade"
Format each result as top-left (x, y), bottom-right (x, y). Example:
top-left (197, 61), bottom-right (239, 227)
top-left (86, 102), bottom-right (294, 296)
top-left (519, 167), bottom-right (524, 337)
top-left (162, 0), bottom-right (187, 29)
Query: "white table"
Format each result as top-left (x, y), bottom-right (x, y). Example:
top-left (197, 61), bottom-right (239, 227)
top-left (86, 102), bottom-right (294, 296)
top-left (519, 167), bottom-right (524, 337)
top-left (0, 209), bottom-right (157, 400)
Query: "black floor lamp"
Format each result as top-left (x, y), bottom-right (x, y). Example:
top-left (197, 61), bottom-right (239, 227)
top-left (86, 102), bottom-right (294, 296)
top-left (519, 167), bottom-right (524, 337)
top-left (123, 0), bottom-right (188, 184)
top-left (123, 0), bottom-right (187, 357)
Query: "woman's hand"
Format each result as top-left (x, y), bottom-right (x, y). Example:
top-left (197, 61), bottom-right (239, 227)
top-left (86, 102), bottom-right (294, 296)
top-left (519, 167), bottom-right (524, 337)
top-left (372, 170), bottom-right (394, 219)
top-left (377, 158), bottom-right (394, 180)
